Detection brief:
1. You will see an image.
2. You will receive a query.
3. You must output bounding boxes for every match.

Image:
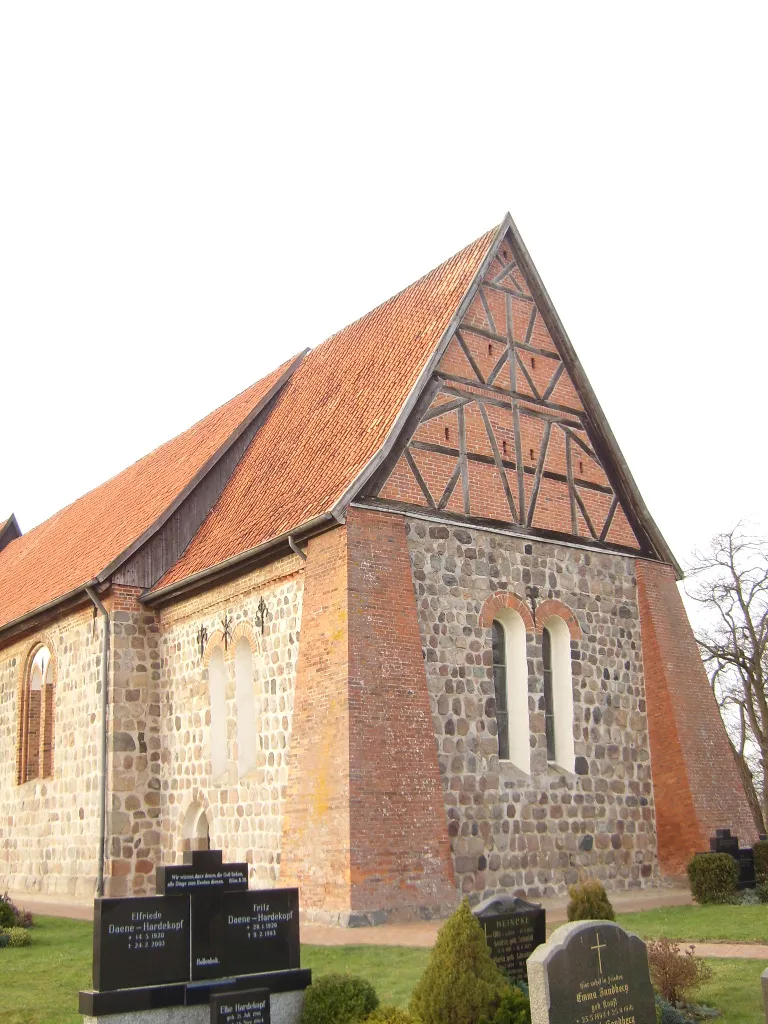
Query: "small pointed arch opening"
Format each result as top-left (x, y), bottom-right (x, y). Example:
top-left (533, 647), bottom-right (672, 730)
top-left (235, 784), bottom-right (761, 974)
top-left (542, 615), bottom-right (575, 772)
top-left (491, 607), bottom-right (530, 774)
top-left (208, 647), bottom-right (228, 781)
top-left (234, 637), bottom-right (259, 779)
top-left (182, 801), bottom-right (210, 853)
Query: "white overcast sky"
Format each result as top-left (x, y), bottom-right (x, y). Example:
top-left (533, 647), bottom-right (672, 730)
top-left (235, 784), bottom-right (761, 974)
top-left (1, 3), bottom-right (766, 583)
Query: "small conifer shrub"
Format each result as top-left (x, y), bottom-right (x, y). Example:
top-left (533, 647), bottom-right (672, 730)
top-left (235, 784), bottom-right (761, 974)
top-left (478, 986), bottom-right (531, 1024)
top-left (686, 853), bottom-right (738, 904)
top-left (409, 898), bottom-right (509, 1024)
top-left (0, 933), bottom-right (9, 949)
top-left (301, 974), bottom-right (378, 1024)
top-left (364, 1009), bottom-right (423, 1024)
top-left (566, 880), bottom-right (615, 922)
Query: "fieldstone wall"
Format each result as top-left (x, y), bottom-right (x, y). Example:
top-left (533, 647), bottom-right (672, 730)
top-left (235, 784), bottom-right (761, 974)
top-left (0, 606), bottom-right (103, 896)
top-left (404, 518), bottom-right (659, 898)
top-left (156, 554), bottom-right (304, 888)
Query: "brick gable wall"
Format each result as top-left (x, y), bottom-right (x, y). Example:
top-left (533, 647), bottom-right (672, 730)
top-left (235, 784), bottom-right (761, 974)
top-left (636, 560), bottom-right (758, 873)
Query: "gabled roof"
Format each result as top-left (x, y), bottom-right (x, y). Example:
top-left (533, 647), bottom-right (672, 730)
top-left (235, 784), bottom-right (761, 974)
top-left (0, 353), bottom-right (303, 632)
top-left (150, 226), bottom-right (501, 596)
top-left (150, 214), bottom-right (679, 602)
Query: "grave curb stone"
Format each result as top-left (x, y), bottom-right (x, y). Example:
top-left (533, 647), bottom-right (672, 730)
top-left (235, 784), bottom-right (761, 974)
top-left (762, 966), bottom-right (768, 1023)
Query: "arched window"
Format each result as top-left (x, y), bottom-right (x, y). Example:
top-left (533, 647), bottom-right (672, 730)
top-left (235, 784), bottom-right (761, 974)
top-left (208, 647), bottom-right (228, 780)
top-left (234, 638), bottom-right (259, 778)
top-left (18, 645), bottom-right (54, 784)
top-left (542, 616), bottom-right (575, 771)
top-left (491, 609), bottom-right (530, 773)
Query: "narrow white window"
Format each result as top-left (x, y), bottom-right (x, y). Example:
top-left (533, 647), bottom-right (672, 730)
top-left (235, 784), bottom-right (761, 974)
top-left (234, 638), bottom-right (258, 778)
top-left (492, 608), bottom-right (530, 773)
top-left (208, 647), bottom-right (228, 780)
top-left (542, 615), bottom-right (575, 772)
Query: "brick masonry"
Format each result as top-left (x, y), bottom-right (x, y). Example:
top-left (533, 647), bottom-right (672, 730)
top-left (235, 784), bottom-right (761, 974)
top-left (636, 560), bottom-right (758, 874)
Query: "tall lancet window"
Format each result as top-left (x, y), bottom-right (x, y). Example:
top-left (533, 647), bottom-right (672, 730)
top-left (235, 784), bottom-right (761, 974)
top-left (492, 621), bottom-right (509, 760)
top-left (208, 647), bottom-right (228, 781)
top-left (542, 616), bottom-right (575, 771)
top-left (491, 610), bottom-right (530, 773)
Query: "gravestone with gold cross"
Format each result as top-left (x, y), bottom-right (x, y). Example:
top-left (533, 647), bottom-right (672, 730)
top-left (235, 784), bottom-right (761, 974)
top-left (528, 920), bottom-right (656, 1024)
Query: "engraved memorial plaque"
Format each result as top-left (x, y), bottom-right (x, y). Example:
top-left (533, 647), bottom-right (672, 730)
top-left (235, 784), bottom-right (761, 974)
top-left (210, 988), bottom-right (270, 1024)
top-left (473, 894), bottom-right (545, 984)
top-left (191, 888), bottom-right (300, 981)
top-left (93, 895), bottom-right (191, 991)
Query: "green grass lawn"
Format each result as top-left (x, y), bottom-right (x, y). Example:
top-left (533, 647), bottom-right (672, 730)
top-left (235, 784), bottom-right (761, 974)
top-left (617, 904), bottom-right (768, 943)
top-left (0, 915), bottom-right (765, 1024)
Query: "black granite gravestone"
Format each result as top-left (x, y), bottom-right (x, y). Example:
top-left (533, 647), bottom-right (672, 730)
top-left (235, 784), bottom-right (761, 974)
top-left (210, 988), bottom-right (270, 1024)
top-left (706, 829), bottom-right (757, 890)
top-left (710, 828), bottom-right (739, 857)
top-left (157, 849), bottom-right (248, 895)
top-left (472, 894), bottom-right (546, 984)
top-left (528, 921), bottom-right (656, 1024)
top-left (191, 888), bottom-right (300, 981)
top-left (93, 895), bottom-right (191, 992)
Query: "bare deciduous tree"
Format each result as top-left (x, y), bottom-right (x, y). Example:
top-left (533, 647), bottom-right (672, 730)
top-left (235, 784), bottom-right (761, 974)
top-left (687, 525), bottom-right (768, 835)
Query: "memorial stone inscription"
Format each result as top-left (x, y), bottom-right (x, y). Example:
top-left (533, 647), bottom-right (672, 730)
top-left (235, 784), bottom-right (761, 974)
top-left (157, 849), bottom-right (248, 895)
top-left (93, 895), bottom-right (190, 991)
top-left (192, 888), bottom-right (300, 981)
top-left (528, 921), bottom-right (655, 1024)
top-left (210, 988), bottom-right (270, 1024)
top-left (473, 895), bottom-right (546, 984)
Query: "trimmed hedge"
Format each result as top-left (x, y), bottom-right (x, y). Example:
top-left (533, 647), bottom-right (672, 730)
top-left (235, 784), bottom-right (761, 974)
top-left (686, 853), bottom-right (739, 904)
top-left (753, 840), bottom-right (768, 882)
top-left (301, 974), bottom-right (378, 1024)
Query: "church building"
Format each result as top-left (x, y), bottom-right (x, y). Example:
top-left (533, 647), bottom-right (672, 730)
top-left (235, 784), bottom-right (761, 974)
top-left (0, 215), bottom-right (756, 923)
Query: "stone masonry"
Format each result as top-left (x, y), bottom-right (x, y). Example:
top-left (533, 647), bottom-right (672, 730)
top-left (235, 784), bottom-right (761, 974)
top-left (404, 517), bottom-right (660, 898)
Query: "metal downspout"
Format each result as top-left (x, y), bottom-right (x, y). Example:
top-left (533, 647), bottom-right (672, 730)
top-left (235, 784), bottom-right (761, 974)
top-left (86, 585), bottom-right (110, 897)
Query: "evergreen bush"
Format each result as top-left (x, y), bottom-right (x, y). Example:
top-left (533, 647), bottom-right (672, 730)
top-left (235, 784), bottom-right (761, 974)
top-left (753, 840), bottom-right (768, 882)
top-left (0, 933), bottom-right (9, 949)
top-left (566, 880), bottom-right (615, 922)
top-left (654, 995), bottom-right (688, 1024)
top-left (301, 974), bottom-right (378, 1024)
top-left (3, 927), bottom-right (31, 948)
top-left (478, 986), bottom-right (531, 1024)
top-left (364, 1008), bottom-right (422, 1024)
top-left (756, 880), bottom-right (768, 903)
top-left (686, 854), bottom-right (738, 904)
top-left (409, 898), bottom-right (509, 1024)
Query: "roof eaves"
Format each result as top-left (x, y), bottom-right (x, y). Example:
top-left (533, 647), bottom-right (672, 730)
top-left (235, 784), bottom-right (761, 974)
top-left (0, 579), bottom-right (98, 648)
top-left (504, 215), bottom-right (682, 579)
top-left (95, 349), bottom-right (309, 585)
top-left (328, 216), bottom-right (511, 518)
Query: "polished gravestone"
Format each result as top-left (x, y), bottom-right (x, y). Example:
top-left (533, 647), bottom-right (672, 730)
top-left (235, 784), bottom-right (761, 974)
top-left (210, 988), bottom-right (270, 1024)
top-left (93, 894), bottom-right (191, 991)
top-left (472, 894), bottom-right (545, 984)
top-left (80, 850), bottom-right (310, 1024)
top-left (528, 920), bottom-right (655, 1024)
top-left (707, 829), bottom-right (756, 890)
top-left (191, 888), bottom-right (299, 980)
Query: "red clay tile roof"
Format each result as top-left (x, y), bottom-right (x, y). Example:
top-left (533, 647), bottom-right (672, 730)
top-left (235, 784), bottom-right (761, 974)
top-left (0, 355), bottom-right (301, 630)
top-left (153, 226), bottom-right (499, 593)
